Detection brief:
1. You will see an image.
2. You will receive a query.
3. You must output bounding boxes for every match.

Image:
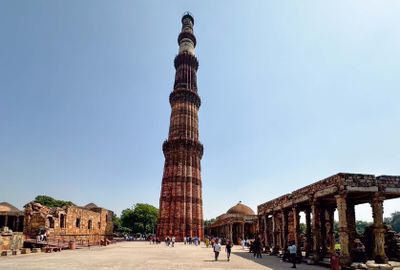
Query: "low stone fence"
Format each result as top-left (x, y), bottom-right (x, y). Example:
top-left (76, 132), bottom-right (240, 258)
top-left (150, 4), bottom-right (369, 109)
top-left (0, 232), bottom-right (25, 251)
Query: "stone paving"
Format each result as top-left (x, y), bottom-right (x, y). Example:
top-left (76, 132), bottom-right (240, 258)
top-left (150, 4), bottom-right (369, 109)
top-left (0, 241), bottom-right (327, 270)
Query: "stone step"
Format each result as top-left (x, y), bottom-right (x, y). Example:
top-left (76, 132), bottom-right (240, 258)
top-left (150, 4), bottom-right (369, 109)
top-left (21, 248), bottom-right (31, 254)
top-left (1, 250), bottom-right (12, 256)
top-left (31, 248), bottom-right (41, 253)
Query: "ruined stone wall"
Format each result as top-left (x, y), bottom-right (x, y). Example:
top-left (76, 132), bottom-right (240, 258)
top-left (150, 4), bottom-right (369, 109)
top-left (0, 232), bottom-right (24, 251)
top-left (24, 203), bottom-right (113, 245)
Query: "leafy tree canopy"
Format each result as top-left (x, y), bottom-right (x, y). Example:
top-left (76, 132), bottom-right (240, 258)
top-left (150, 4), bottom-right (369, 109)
top-left (33, 195), bottom-right (75, 208)
top-left (120, 203), bottom-right (158, 235)
top-left (112, 213), bottom-right (122, 233)
top-left (356, 220), bottom-right (372, 235)
top-left (384, 211), bottom-right (400, 232)
top-left (204, 218), bottom-right (215, 226)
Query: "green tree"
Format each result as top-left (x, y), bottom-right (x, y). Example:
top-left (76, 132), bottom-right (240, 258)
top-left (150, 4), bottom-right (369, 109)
top-left (120, 208), bottom-right (135, 230)
top-left (204, 218), bottom-right (215, 227)
top-left (356, 220), bottom-right (372, 235)
top-left (117, 227), bottom-right (132, 235)
top-left (132, 203), bottom-right (158, 235)
top-left (384, 211), bottom-right (400, 232)
top-left (299, 223), bottom-right (306, 235)
top-left (333, 220), bottom-right (339, 240)
top-left (120, 203), bottom-right (158, 235)
top-left (112, 213), bottom-right (122, 232)
top-left (32, 195), bottom-right (75, 208)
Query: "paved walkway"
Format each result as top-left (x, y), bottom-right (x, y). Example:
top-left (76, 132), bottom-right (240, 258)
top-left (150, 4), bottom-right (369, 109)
top-left (0, 241), bottom-right (327, 270)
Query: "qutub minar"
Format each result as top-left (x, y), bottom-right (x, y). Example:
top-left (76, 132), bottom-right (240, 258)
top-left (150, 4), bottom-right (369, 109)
top-left (157, 13), bottom-right (204, 241)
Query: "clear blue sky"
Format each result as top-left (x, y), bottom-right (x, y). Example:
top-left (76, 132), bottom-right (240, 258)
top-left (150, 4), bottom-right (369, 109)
top-left (1, 1), bottom-right (399, 222)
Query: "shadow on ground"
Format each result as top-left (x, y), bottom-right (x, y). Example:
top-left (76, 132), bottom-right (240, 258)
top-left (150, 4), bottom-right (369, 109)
top-left (232, 251), bottom-right (327, 270)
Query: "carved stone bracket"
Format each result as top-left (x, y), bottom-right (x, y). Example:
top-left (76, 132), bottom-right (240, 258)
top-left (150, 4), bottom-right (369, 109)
top-left (169, 89), bottom-right (201, 108)
top-left (178, 31), bottom-right (197, 47)
top-left (174, 53), bottom-right (199, 70)
top-left (162, 138), bottom-right (204, 158)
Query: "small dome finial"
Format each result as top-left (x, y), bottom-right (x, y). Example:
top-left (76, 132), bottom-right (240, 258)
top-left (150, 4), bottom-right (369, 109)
top-left (182, 11), bottom-right (194, 25)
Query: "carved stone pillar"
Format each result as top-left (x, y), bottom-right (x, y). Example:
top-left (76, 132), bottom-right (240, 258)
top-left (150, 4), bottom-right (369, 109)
top-left (263, 215), bottom-right (268, 247)
top-left (325, 208), bottom-right (335, 256)
top-left (282, 210), bottom-right (288, 249)
top-left (4, 213), bottom-right (8, 228)
top-left (292, 206), bottom-right (300, 255)
top-left (311, 199), bottom-right (321, 262)
top-left (275, 212), bottom-right (282, 249)
top-left (320, 206), bottom-right (327, 258)
top-left (272, 213), bottom-right (276, 249)
top-left (241, 222), bottom-right (245, 240)
top-left (16, 216), bottom-right (20, 232)
top-left (229, 222), bottom-right (233, 241)
top-left (305, 207), bottom-right (312, 257)
top-left (12, 216), bottom-right (16, 231)
top-left (335, 194), bottom-right (351, 266)
top-left (346, 202), bottom-right (357, 249)
top-left (370, 196), bottom-right (388, 264)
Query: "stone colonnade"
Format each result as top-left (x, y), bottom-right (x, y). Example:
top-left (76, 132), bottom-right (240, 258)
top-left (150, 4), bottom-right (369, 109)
top-left (258, 173), bottom-right (400, 267)
top-left (260, 194), bottom-right (388, 264)
top-left (0, 213), bottom-right (24, 232)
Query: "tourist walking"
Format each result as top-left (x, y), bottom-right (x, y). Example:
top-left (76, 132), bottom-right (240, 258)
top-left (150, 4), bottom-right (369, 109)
top-left (205, 237), bottom-right (210, 248)
top-left (288, 241), bottom-right (297, 268)
top-left (171, 236), bottom-right (175, 247)
top-left (225, 239), bottom-right (232, 261)
top-left (253, 237), bottom-right (262, 258)
top-left (213, 238), bottom-right (222, 261)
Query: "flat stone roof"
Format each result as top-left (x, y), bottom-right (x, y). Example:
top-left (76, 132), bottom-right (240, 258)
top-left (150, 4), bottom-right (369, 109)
top-left (258, 173), bottom-right (400, 215)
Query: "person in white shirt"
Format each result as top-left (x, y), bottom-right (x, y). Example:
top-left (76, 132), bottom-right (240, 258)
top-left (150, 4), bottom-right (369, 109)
top-left (171, 236), bottom-right (175, 247)
top-left (287, 241), bottom-right (297, 268)
top-left (213, 238), bottom-right (222, 261)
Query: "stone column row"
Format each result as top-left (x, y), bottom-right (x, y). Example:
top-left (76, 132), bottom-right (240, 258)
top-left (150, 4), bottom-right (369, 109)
top-left (260, 193), bottom-right (388, 267)
top-left (335, 193), bottom-right (388, 265)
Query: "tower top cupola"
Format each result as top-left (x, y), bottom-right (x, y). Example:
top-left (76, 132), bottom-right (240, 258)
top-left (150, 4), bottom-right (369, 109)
top-left (182, 11), bottom-right (194, 25)
top-left (178, 12), bottom-right (196, 55)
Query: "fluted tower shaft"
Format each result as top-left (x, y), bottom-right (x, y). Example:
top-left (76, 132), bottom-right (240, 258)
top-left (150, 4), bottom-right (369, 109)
top-left (157, 13), bottom-right (204, 241)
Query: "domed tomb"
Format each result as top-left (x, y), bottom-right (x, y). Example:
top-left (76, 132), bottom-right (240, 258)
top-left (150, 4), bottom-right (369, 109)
top-left (226, 201), bottom-right (255, 216)
top-left (206, 201), bottom-right (258, 244)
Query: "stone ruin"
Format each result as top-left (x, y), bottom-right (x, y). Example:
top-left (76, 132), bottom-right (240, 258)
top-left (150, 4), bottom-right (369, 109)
top-left (257, 173), bottom-right (400, 268)
top-left (24, 202), bottom-right (114, 246)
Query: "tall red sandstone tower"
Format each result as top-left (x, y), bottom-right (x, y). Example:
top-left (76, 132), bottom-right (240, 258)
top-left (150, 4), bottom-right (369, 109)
top-left (157, 13), bottom-right (204, 241)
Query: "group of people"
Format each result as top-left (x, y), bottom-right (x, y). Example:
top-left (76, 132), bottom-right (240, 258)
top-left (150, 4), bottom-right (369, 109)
top-left (183, 236), bottom-right (200, 246)
top-left (246, 237), bottom-right (298, 268)
top-left (249, 237), bottom-right (263, 258)
top-left (148, 236), bottom-right (161, 244)
top-left (36, 229), bottom-right (47, 242)
top-left (159, 235), bottom-right (203, 247)
top-left (149, 234), bottom-right (301, 268)
top-left (211, 238), bottom-right (233, 261)
top-left (163, 236), bottom-right (176, 247)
